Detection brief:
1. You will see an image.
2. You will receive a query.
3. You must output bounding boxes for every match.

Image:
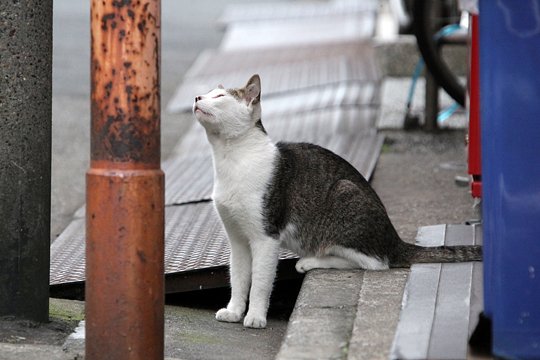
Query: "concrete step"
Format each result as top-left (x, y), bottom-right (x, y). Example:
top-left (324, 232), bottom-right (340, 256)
top-left (276, 270), bottom-right (364, 359)
top-left (276, 268), bottom-right (409, 360)
top-left (390, 224), bottom-right (483, 360)
top-left (348, 270), bottom-right (409, 360)
top-left (277, 224), bottom-right (482, 360)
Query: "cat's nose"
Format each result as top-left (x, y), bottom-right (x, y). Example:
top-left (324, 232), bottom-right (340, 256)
top-left (195, 96), bottom-right (202, 102)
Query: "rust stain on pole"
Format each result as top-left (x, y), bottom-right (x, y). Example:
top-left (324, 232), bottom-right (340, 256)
top-left (87, 0), bottom-right (164, 359)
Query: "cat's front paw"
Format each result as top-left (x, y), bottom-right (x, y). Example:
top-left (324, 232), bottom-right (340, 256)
top-left (215, 308), bottom-right (243, 323)
top-left (243, 312), bottom-right (267, 329)
top-left (295, 257), bottom-right (319, 273)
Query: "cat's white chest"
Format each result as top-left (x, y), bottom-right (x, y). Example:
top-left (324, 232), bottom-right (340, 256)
top-left (211, 138), bottom-right (277, 233)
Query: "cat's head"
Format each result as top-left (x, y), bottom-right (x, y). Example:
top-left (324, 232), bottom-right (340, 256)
top-left (193, 74), bottom-right (262, 138)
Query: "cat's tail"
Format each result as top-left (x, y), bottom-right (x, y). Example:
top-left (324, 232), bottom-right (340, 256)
top-left (390, 242), bottom-right (482, 268)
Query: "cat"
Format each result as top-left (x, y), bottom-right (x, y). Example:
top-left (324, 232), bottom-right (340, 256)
top-left (192, 74), bottom-right (481, 329)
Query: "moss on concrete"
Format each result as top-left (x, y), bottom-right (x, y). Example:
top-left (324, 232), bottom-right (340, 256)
top-left (48, 299), bottom-right (84, 323)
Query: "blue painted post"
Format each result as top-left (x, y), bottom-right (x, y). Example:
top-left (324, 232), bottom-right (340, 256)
top-left (480, 1), bottom-right (540, 358)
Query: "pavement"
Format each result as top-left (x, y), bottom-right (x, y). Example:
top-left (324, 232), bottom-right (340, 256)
top-left (1, 1), bottom-right (479, 359)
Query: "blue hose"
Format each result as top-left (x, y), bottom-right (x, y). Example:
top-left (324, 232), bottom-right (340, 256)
top-left (406, 24), bottom-right (463, 125)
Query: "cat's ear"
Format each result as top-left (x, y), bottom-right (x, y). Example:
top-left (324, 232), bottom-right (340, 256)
top-left (217, 84), bottom-right (224, 89)
top-left (244, 74), bottom-right (261, 104)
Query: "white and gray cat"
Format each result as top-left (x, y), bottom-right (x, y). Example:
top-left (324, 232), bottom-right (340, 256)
top-left (192, 74), bottom-right (481, 329)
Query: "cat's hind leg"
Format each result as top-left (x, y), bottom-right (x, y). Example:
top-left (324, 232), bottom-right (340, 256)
top-left (295, 255), bottom-right (356, 273)
top-left (327, 245), bottom-right (389, 270)
top-left (295, 247), bottom-right (388, 273)
top-left (305, 179), bottom-right (390, 271)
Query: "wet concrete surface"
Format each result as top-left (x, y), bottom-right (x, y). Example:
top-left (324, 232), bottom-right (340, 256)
top-left (373, 130), bottom-right (478, 243)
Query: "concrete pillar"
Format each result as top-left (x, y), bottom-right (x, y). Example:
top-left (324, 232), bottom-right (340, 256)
top-left (0, 1), bottom-right (53, 321)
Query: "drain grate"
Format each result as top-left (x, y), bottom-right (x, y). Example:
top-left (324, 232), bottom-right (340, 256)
top-left (163, 108), bottom-right (382, 206)
top-left (168, 42), bottom-right (380, 113)
top-left (50, 129), bottom-right (384, 292)
top-left (218, 0), bottom-right (378, 26)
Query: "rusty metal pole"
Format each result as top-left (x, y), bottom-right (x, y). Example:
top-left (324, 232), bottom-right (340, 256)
top-left (86, 1), bottom-right (164, 359)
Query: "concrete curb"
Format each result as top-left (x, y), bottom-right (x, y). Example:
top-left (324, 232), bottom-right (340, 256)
top-left (276, 270), bottom-right (364, 359)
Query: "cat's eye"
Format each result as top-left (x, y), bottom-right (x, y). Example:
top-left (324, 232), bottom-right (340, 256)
top-left (214, 94), bottom-right (225, 98)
